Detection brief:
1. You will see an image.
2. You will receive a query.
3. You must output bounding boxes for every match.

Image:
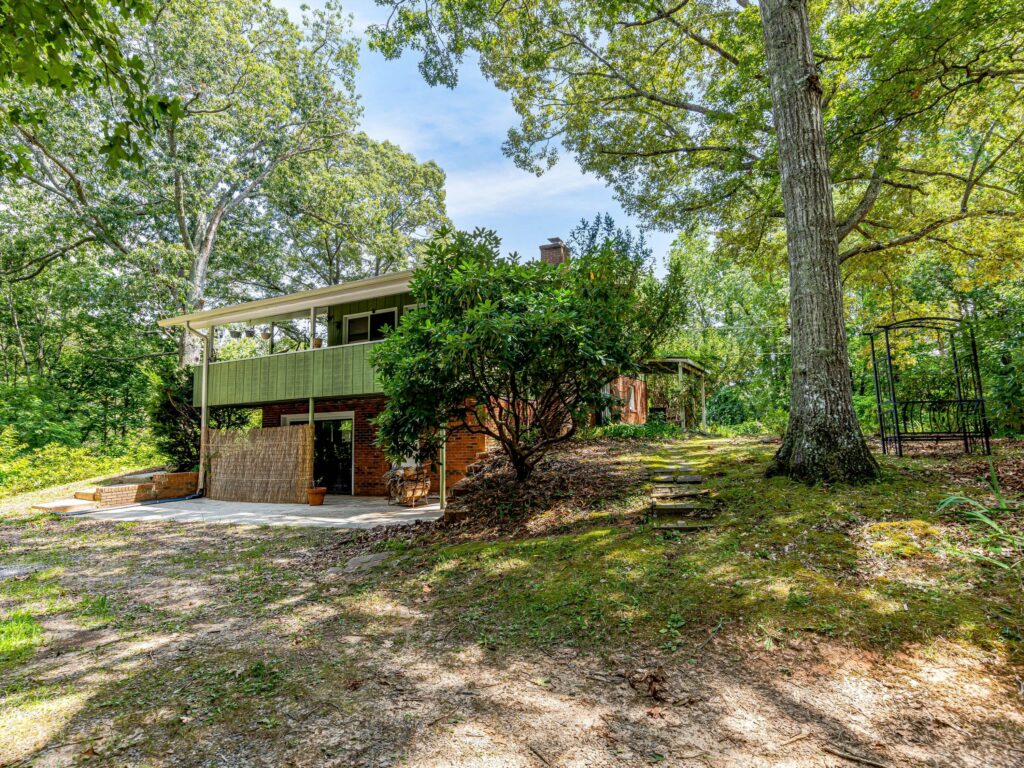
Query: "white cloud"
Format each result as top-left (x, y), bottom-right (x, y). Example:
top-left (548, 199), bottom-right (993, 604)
top-left (445, 161), bottom-right (607, 220)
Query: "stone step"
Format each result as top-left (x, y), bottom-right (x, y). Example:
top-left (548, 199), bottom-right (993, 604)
top-left (651, 485), bottom-right (709, 497)
top-left (652, 474), bottom-right (704, 484)
top-left (648, 465), bottom-right (694, 475)
top-left (449, 481), bottom-right (473, 497)
top-left (32, 498), bottom-right (98, 516)
top-left (650, 500), bottom-right (711, 513)
top-left (74, 488), bottom-right (99, 501)
top-left (653, 521), bottom-right (715, 532)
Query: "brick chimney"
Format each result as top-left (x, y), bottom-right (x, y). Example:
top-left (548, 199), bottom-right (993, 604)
top-left (539, 237), bottom-right (570, 266)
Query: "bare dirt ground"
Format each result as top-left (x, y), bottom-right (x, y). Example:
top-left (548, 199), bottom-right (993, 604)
top-left (2, 437), bottom-right (1022, 768)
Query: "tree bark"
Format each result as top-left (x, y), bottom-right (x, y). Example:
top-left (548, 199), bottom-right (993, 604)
top-left (759, 0), bottom-right (879, 483)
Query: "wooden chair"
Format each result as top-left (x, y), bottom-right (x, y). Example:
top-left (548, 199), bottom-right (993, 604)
top-left (385, 466), bottom-right (431, 507)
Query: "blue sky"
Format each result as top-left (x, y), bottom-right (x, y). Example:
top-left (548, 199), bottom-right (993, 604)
top-left (274, 0), bottom-right (676, 268)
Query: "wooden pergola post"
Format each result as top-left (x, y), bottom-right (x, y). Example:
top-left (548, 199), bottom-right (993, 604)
top-left (701, 372), bottom-right (707, 431)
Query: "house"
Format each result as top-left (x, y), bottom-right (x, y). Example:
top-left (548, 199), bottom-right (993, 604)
top-left (157, 240), bottom-right (683, 505)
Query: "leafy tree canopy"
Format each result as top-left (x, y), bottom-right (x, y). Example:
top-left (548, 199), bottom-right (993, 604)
top-left (371, 218), bottom-right (686, 481)
top-left (0, 0), bottom-right (177, 172)
top-left (371, 0), bottom-right (1024, 275)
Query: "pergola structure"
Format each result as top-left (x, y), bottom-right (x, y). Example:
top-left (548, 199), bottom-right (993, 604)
top-left (645, 357), bottom-right (708, 430)
top-left (866, 316), bottom-right (990, 456)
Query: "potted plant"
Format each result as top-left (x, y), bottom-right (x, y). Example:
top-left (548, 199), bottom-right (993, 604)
top-left (229, 329), bottom-right (242, 339)
top-left (307, 479), bottom-right (327, 506)
top-left (261, 329), bottom-right (272, 340)
top-left (312, 337), bottom-right (323, 349)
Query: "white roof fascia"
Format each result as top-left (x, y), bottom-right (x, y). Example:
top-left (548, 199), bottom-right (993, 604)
top-left (158, 271), bottom-right (413, 330)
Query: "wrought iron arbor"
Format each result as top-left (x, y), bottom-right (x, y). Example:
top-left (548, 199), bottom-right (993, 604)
top-left (867, 317), bottom-right (990, 456)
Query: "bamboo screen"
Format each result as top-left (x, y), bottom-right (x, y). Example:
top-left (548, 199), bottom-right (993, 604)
top-left (207, 424), bottom-right (313, 503)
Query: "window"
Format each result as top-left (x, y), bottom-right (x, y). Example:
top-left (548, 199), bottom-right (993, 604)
top-left (345, 309), bottom-right (396, 343)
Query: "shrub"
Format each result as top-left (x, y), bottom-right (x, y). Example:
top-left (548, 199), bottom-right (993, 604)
top-left (147, 368), bottom-right (257, 471)
top-left (372, 223), bottom-right (686, 481)
top-left (591, 421), bottom-right (686, 440)
top-left (706, 386), bottom-right (749, 426)
top-left (0, 431), bottom-right (165, 498)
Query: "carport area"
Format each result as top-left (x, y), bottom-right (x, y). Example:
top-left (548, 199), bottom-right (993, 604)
top-left (81, 495), bottom-right (442, 528)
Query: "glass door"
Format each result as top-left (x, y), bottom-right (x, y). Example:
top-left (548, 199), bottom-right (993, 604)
top-left (313, 418), bottom-right (353, 495)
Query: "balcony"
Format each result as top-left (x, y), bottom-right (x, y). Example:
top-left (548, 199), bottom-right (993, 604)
top-left (193, 342), bottom-right (383, 407)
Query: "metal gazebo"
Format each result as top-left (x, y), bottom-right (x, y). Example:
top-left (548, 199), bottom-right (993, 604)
top-left (867, 317), bottom-right (990, 456)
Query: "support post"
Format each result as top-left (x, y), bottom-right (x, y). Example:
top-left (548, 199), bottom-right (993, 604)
top-left (185, 322), bottom-right (211, 495)
top-left (869, 335), bottom-right (887, 454)
top-left (439, 425), bottom-right (447, 511)
top-left (883, 328), bottom-right (903, 457)
top-left (701, 373), bottom-right (707, 431)
top-left (308, 307), bottom-right (315, 426)
top-left (677, 361), bottom-right (685, 426)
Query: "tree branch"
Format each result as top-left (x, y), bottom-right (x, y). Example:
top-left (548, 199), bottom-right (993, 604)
top-left (837, 151), bottom-right (889, 243)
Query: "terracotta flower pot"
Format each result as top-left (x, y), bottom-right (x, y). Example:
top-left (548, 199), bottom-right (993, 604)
top-left (307, 487), bottom-right (327, 506)
top-left (312, 338), bottom-right (323, 349)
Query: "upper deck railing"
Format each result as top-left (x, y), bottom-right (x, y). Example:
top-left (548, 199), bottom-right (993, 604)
top-left (192, 342), bottom-right (383, 407)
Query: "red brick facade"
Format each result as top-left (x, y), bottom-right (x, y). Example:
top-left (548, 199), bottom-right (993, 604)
top-left (261, 397), bottom-right (486, 497)
top-left (609, 376), bottom-right (648, 424)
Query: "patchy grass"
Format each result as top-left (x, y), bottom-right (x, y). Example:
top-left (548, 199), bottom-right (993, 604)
top-left (408, 438), bottom-right (1024, 658)
top-left (0, 437), bottom-right (1021, 767)
top-left (0, 610), bottom-right (42, 671)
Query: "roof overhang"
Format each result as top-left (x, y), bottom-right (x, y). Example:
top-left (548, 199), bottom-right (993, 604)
top-left (158, 271), bottom-right (414, 330)
top-left (646, 357), bottom-right (707, 376)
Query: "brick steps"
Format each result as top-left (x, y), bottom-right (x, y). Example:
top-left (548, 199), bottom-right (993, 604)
top-left (34, 472), bottom-right (201, 515)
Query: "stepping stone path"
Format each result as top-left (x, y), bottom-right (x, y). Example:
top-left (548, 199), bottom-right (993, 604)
top-left (646, 459), bottom-right (714, 531)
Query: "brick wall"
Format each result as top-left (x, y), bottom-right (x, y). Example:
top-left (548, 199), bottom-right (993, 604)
top-left (430, 425), bottom-right (487, 491)
top-left (262, 397), bottom-right (486, 497)
top-left (154, 472), bottom-right (199, 500)
top-left (96, 483), bottom-right (155, 507)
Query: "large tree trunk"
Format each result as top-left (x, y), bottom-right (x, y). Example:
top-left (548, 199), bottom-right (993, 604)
top-left (759, 0), bottom-right (879, 483)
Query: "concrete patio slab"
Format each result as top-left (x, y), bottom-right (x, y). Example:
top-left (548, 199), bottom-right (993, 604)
top-left (80, 495), bottom-right (442, 528)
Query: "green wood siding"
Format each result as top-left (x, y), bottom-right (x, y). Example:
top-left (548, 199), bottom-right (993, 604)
top-left (193, 343), bottom-right (383, 406)
top-left (326, 292), bottom-right (414, 346)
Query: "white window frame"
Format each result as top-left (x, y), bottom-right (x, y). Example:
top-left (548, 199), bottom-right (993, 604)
top-left (343, 308), bottom-right (397, 344)
top-left (280, 410), bottom-right (355, 425)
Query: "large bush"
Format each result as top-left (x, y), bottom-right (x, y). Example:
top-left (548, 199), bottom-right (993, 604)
top-left (706, 386), bottom-right (749, 426)
top-left (372, 223), bottom-right (686, 481)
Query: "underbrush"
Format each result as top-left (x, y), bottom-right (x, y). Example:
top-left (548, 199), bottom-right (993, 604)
top-left (437, 440), bottom-right (649, 538)
top-left (587, 421), bottom-right (686, 440)
top-left (0, 427), bottom-right (165, 498)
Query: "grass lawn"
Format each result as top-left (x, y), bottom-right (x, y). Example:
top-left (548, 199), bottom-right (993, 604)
top-left (1, 436), bottom-right (1022, 767)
